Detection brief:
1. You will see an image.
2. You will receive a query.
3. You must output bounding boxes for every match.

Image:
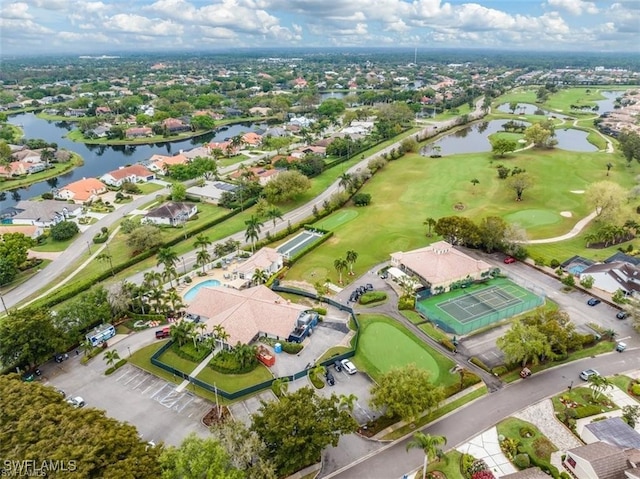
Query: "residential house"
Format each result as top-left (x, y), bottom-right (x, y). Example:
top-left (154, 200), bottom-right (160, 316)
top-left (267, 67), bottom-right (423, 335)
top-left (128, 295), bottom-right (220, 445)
top-left (64, 108), bottom-right (87, 117)
top-left (242, 132), bottom-right (262, 147)
top-left (1, 200), bottom-right (83, 227)
top-left (249, 107), bottom-right (271, 116)
top-left (182, 146), bottom-right (212, 160)
top-left (232, 247), bottom-right (284, 281)
top-left (147, 153), bottom-right (189, 173)
top-left (125, 127), bottom-right (153, 139)
top-left (501, 468), bottom-right (549, 479)
top-left (289, 116), bottom-right (314, 128)
top-left (162, 118), bottom-right (191, 133)
top-left (263, 127), bottom-right (288, 138)
top-left (564, 441), bottom-right (640, 479)
top-left (54, 178), bottom-right (107, 203)
top-left (12, 149), bottom-right (42, 163)
top-left (582, 417), bottom-right (640, 450)
top-left (0, 224), bottom-right (43, 239)
top-left (229, 166), bottom-right (280, 186)
top-left (293, 77), bottom-right (308, 89)
top-left (207, 141), bottom-right (238, 157)
top-left (87, 125), bottom-right (111, 138)
top-left (223, 107), bottom-right (243, 117)
top-left (186, 181), bottom-right (238, 204)
top-left (184, 285), bottom-right (308, 346)
top-left (100, 164), bottom-right (155, 188)
top-left (579, 261), bottom-right (640, 296)
top-left (291, 145), bottom-right (326, 159)
top-left (390, 241), bottom-right (492, 291)
top-left (143, 202), bottom-right (197, 227)
top-left (0, 161), bottom-right (28, 178)
top-left (95, 106), bottom-right (111, 115)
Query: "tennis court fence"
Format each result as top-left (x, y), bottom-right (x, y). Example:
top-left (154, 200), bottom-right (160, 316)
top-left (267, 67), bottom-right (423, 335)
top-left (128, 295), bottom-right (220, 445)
top-left (416, 295), bottom-right (544, 335)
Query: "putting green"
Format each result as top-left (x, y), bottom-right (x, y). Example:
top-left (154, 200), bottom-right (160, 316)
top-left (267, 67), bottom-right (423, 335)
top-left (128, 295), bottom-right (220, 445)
top-left (314, 209), bottom-right (358, 230)
top-left (503, 209), bottom-right (562, 228)
top-left (359, 322), bottom-right (441, 381)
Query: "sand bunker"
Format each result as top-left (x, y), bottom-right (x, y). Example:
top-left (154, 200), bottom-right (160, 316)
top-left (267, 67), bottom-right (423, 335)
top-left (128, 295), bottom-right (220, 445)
top-left (570, 190), bottom-right (585, 194)
top-left (560, 211), bottom-right (572, 218)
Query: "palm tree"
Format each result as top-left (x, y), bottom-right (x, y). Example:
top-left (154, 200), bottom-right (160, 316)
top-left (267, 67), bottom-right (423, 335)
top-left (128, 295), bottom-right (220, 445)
top-left (170, 321), bottom-right (191, 347)
top-left (244, 215), bottom-right (264, 253)
top-left (339, 173), bottom-right (352, 192)
top-left (103, 349), bottom-right (120, 368)
top-left (162, 264), bottom-right (178, 288)
top-left (272, 377), bottom-right (289, 397)
top-left (213, 324), bottom-right (229, 349)
top-left (309, 365), bottom-right (326, 385)
top-left (165, 289), bottom-right (184, 314)
top-left (194, 234), bottom-right (212, 252)
top-left (196, 248), bottom-right (211, 274)
top-left (334, 258), bottom-right (348, 285)
top-left (265, 206), bottom-right (283, 228)
top-left (423, 217), bottom-right (436, 237)
top-left (143, 271), bottom-right (163, 289)
top-left (157, 247), bottom-right (179, 286)
top-left (345, 250), bottom-right (358, 276)
top-left (588, 374), bottom-right (613, 400)
top-left (96, 252), bottom-right (114, 276)
top-left (252, 268), bottom-right (268, 285)
top-left (80, 339), bottom-right (95, 357)
top-left (339, 393), bottom-right (358, 411)
top-left (606, 162), bottom-right (613, 176)
top-left (406, 432), bottom-right (447, 479)
top-left (148, 288), bottom-right (165, 313)
top-left (471, 178), bottom-right (479, 188)
top-left (230, 134), bottom-right (245, 152)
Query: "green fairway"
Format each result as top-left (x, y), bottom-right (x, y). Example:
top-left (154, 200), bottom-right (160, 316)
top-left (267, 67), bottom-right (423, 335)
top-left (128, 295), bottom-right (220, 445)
top-left (314, 210), bottom-right (359, 230)
top-left (352, 314), bottom-right (456, 386)
top-left (503, 209), bottom-right (562, 228)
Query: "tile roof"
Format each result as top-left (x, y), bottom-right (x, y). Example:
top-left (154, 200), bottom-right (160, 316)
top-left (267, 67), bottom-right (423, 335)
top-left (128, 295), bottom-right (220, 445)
top-left (186, 285), bottom-right (308, 345)
top-left (568, 442), bottom-right (630, 479)
top-left (234, 248), bottom-right (282, 276)
top-left (105, 164), bottom-right (153, 180)
top-left (59, 178), bottom-right (106, 201)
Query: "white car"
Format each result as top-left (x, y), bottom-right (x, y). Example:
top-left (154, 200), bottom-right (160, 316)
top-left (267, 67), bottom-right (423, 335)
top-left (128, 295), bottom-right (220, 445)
top-left (579, 369), bottom-right (600, 381)
top-left (340, 359), bottom-right (357, 375)
top-left (66, 396), bottom-right (85, 408)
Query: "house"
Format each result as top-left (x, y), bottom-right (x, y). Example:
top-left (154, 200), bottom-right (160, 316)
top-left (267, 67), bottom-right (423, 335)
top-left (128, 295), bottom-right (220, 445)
top-left (263, 127), bottom-right (288, 138)
top-left (0, 161), bottom-right (28, 178)
top-left (232, 247), bottom-right (284, 280)
top-left (54, 178), bottom-right (107, 203)
top-left (95, 106), bottom-right (111, 115)
top-left (87, 125), bottom-right (111, 138)
top-left (11, 149), bottom-right (42, 162)
top-left (147, 154), bottom-right (189, 173)
top-left (291, 146), bottom-right (326, 159)
top-left (242, 132), bottom-right (262, 147)
top-left (229, 166), bottom-right (280, 186)
top-left (289, 116), bottom-right (314, 128)
top-left (143, 202), bottom-right (197, 227)
top-left (501, 468), bottom-right (549, 479)
top-left (579, 261), bottom-right (640, 296)
top-left (125, 127), bottom-right (153, 139)
top-left (564, 441), bottom-right (640, 479)
top-left (249, 107), bottom-right (271, 116)
top-left (162, 118), bottom-right (191, 133)
top-left (0, 224), bottom-right (43, 239)
top-left (582, 417), bottom-right (640, 450)
top-left (1, 200), bottom-right (83, 227)
top-left (207, 141), bottom-right (238, 156)
top-left (390, 241), bottom-right (492, 291)
top-left (185, 181), bottom-right (238, 204)
top-left (182, 146), bottom-right (211, 160)
top-left (100, 164), bottom-right (155, 187)
top-left (184, 285), bottom-right (308, 346)
top-left (293, 77), bottom-right (308, 89)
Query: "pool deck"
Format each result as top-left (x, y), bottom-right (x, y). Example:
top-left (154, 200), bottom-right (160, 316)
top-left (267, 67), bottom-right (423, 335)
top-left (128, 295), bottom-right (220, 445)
top-left (177, 262), bottom-right (246, 300)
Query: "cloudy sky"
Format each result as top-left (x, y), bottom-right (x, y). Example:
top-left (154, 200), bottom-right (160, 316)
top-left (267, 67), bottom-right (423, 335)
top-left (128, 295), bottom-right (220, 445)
top-left (1, 0), bottom-right (638, 55)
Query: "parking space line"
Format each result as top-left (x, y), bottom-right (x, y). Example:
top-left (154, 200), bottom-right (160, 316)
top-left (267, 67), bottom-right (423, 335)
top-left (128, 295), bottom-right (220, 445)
top-left (116, 368), bottom-right (135, 382)
top-left (150, 383), bottom-right (171, 400)
top-left (174, 397), bottom-right (194, 412)
top-left (124, 372), bottom-right (141, 385)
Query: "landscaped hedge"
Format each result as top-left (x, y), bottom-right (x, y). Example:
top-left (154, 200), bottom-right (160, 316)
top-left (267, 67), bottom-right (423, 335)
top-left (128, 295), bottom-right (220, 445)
top-left (105, 359), bottom-right (127, 375)
top-left (359, 291), bottom-right (387, 304)
top-left (93, 232), bottom-right (108, 244)
top-left (440, 338), bottom-right (457, 352)
top-left (469, 356), bottom-right (491, 372)
top-left (281, 341), bottom-right (303, 354)
top-left (209, 350), bottom-right (258, 374)
top-left (491, 365), bottom-right (509, 376)
top-left (312, 307), bottom-right (327, 315)
top-left (171, 342), bottom-right (209, 363)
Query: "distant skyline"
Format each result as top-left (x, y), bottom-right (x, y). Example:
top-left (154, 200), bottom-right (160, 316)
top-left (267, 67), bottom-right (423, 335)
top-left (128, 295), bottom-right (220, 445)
top-left (1, 0), bottom-right (638, 56)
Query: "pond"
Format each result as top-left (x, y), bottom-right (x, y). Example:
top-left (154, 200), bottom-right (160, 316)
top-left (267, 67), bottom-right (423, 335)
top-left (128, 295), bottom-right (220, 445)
top-left (1, 114), bottom-right (267, 209)
top-left (496, 90), bottom-right (620, 117)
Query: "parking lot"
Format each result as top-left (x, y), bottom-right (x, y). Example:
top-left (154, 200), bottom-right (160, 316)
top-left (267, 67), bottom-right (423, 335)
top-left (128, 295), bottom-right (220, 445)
top-left (43, 357), bottom-right (211, 446)
top-left (228, 390), bottom-right (277, 426)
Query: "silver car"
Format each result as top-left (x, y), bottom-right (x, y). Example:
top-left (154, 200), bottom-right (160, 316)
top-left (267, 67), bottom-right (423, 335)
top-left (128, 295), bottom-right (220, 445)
top-left (579, 369), bottom-right (600, 381)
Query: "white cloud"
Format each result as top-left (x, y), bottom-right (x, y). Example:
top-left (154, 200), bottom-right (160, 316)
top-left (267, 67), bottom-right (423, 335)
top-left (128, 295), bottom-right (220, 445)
top-left (2, 2), bottom-right (33, 19)
top-left (547, 0), bottom-right (598, 15)
top-left (103, 14), bottom-right (183, 36)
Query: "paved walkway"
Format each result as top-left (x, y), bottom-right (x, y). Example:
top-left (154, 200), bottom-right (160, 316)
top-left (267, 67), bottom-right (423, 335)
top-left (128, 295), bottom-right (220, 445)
top-left (526, 211), bottom-right (597, 244)
top-left (456, 428), bottom-right (517, 477)
top-left (176, 351), bottom-right (215, 392)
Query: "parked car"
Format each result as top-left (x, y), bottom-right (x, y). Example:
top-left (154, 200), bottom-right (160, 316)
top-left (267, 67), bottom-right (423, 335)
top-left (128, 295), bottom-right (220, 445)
top-left (325, 370), bottom-right (335, 386)
top-left (333, 360), bottom-right (343, 372)
top-left (155, 327), bottom-right (171, 339)
top-left (340, 359), bottom-right (357, 375)
top-left (587, 298), bottom-right (601, 306)
top-left (503, 256), bottom-right (516, 264)
top-left (22, 369), bottom-right (42, 382)
top-left (579, 368), bottom-right (600, 381)
top-left (616, 311), bottom-right (629, 320)
top-left (54, 353), bottom-right (69, 363)
top-left (616, 342), bottom-right (627, 353)
top-left (66, 396), bottom-right (85, 408)
top-left (365, 283), bottom-right (374, 291)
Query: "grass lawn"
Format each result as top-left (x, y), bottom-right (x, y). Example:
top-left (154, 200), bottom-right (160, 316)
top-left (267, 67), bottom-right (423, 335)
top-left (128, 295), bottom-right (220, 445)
top-left (497, 417), bottom-right (557, 473)
top-left (0, 259), bottom-right (51, 296)
top-left (136, 182), bottom-right (164, 195)
top-left (31, 234), bottom-right (77, 252)
top-left (217, 154), bottom-right (250, 168)
top-left (428, 450), bottom-right (465, 478)
top-left (317, 346), bottom-right (351, 363)
top-left (128, 341), bottom-right (185, 385)
top-left (352, 314), bottom-right (457, 386)
top-left (195, 363), bottom-right (273, 393)
top-left (158, 347), bottom-right (199, 375)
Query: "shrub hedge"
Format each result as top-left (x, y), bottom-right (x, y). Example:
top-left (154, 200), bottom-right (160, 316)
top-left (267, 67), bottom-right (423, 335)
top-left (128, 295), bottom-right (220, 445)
top-left (171, 342), bottom-right (209, 363)
top-left (440, 338), bottom-right (457, 352)
top-left (575, 404), bottom-right (605, 418)
top-left (105, 359), bottom-right (127, 375)
top-left (359, 291), bottom-right (387, 304)
top-left (469, 356), bottom-right (491, 372)
top-left (209, 350), bottom-right (258, 374)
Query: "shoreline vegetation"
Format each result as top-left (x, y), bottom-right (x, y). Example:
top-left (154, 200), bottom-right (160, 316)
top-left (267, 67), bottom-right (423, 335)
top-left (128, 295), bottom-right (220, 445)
top-left (0, 152), bottom-right (84, 192)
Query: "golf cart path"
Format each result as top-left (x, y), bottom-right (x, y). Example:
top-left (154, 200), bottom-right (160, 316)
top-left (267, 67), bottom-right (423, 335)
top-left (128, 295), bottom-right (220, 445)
top-left (526, 210), bottom-right (597, 244)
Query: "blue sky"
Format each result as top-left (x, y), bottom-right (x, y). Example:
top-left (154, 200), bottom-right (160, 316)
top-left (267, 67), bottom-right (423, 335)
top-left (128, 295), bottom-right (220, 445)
top-left (1, 0), bottom-right (638, 55)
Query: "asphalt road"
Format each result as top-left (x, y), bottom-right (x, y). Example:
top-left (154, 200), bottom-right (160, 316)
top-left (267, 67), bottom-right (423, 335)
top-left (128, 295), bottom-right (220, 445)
top-left (323, 348), bottom-right (640, 479)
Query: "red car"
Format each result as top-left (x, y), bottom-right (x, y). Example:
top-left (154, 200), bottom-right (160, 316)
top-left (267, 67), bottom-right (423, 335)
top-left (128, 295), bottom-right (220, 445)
top-left (503, 256), bottom-right (516, 264)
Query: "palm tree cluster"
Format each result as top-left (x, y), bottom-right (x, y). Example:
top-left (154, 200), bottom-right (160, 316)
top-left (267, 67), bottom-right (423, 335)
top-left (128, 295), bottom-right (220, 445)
top-left (193, 234), bottom-right (212, 274)
top-left (124, 271), bottom-right (185, 316)
top-left (585, 220), bottom-right (638, 247)
top-left (170, 321), bottom-right (230, 352)
top-left (334, 250), bottom-right (358, 284)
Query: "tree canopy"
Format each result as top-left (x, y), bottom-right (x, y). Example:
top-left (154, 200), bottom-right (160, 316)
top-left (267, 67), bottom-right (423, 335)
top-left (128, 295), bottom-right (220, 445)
top-left (0, 232), bottom-right (35, 286)
top-left (370, 364), bottom-right (444, 423)
top-left (0, 375), bottom-right (162, 478)
top-left (586, 180), bottom-right (627, 224)
top-left (251, 387), bottom-right (357, 476)
top-left (262, 170), bottom-right (311, 203)
top-left (496, 319), bottom-right (553, 367)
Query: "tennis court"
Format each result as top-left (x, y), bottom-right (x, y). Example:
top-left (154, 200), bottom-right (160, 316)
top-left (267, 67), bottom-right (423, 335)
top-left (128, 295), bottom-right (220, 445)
top-left (416, 278), bottom-right (544, 335)
top-left (276, 229), bottom-right (325, 260)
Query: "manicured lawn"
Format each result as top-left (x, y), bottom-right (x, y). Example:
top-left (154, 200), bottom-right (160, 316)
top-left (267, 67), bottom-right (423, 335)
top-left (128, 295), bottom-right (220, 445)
top-left (497, 417), bottom-right (557, 474)
top-left (0, 154), bottom-right (83, 191)
top-left (158, 347), bottom-right (200, 375)
top-left (428, 450), bottom-right (465, 478)
top-left (136, 182), bottom-right (164, 195)
top-left (317, 346), bottom-right (351, 363)
top-left (195, 362), bottom-right (273, 393)
top-left (128, 341), bottom-right (184, 385)
top-left (31, 235), bottom-right (77, 252)
top-left (217, 154), bottom-right (250, 168)
top-left (352, 314), bottom-right (457, 386)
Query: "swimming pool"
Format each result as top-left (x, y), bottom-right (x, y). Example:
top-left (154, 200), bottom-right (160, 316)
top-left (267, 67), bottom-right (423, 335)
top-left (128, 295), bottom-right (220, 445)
top-left (184, 279), bottom-right (221, 302)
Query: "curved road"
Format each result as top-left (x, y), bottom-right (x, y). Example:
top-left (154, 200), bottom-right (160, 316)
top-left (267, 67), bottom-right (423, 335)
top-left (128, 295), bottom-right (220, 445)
top-left (323, 348), bottom-right (640, 479)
